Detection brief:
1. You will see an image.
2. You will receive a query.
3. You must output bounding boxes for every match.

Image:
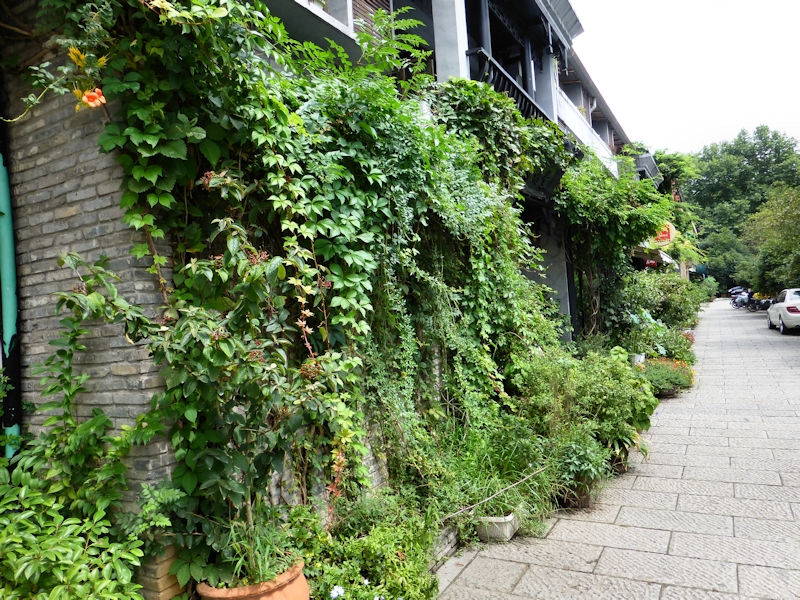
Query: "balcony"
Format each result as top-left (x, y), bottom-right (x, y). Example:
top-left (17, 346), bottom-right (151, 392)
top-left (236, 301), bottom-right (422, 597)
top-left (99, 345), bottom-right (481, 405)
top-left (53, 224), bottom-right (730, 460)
top-left (556, 88), bottom-right (618, 176)
top-left (467, 48), bottom-right (548, 122)
top-left (265, 0), bottom-right (359, 58)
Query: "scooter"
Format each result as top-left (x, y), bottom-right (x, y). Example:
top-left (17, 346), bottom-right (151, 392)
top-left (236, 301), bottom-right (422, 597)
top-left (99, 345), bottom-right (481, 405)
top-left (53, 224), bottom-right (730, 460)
top-left (731, 292), bottom-right (749, 308)
top-left (746, 297), bottom-right (772, 312)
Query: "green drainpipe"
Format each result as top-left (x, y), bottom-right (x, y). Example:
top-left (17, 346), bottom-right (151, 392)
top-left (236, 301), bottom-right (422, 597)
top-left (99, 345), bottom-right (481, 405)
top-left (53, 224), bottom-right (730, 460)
top-left (0, 152), bottom-right (21, 458)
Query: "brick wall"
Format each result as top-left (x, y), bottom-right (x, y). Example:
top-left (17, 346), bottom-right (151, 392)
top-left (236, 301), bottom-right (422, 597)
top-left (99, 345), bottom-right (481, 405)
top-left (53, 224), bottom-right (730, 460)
top-left (2, 3), bottom-right (179, 597)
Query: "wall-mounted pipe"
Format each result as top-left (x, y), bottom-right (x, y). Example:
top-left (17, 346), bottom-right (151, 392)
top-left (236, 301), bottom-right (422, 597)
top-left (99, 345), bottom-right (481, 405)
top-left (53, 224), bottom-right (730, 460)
top-left (0, 152), bottom-right (21, 459)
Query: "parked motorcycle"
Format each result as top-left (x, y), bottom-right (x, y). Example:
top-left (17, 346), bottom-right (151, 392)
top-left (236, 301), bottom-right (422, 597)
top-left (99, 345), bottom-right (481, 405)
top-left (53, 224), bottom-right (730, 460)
top-left (746, 297), bottom-right (772, 312)
top-left (731, 292), bottom-right (749, 308)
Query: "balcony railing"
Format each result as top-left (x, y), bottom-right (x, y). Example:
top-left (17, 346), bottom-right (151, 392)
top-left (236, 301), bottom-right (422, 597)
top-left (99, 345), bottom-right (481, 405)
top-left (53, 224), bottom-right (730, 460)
top-left (467, 47), bottom-right (548, 122)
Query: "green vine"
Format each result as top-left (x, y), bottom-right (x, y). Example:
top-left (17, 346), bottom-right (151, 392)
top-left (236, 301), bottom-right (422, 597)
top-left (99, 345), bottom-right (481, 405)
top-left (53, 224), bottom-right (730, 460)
top-left (1, 1), bottom-right (678, 597)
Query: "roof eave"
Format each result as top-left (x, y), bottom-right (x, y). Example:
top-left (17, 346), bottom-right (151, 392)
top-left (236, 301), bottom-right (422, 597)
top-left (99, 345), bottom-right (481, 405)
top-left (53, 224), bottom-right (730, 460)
top-left (531, 0), bottom-right (584, 48)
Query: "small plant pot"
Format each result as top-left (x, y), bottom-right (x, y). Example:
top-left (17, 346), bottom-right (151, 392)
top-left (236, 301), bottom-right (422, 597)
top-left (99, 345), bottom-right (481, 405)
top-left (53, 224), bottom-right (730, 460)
top-left (475, 513), bottom-right (520, 543)
top-left (656, 388), bottom-right (678, 399)
top-left (632, 353), bottom-right (646, 365)
top-left (196, 562), bottom-right (309, 600)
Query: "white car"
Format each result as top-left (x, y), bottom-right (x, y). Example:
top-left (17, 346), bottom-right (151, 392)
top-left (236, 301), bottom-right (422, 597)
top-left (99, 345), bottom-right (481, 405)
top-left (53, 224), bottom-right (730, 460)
top-left (767, 288), bottom-right (800, 334)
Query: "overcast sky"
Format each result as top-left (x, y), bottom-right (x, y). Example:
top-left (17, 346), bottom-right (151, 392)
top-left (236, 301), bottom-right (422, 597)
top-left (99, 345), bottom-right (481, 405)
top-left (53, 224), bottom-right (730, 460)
top-left (568, 0), bottom-right (800, 154)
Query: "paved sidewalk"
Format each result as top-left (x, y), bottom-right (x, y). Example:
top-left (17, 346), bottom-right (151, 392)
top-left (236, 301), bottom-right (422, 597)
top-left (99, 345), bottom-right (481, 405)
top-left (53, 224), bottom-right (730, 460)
top-left (438, 300), bottom-right (800, 599)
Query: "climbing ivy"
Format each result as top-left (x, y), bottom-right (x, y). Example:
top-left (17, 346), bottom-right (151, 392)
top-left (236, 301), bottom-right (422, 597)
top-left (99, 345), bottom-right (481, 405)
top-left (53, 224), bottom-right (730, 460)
top-left (5, 1), bottom-right (669, 596)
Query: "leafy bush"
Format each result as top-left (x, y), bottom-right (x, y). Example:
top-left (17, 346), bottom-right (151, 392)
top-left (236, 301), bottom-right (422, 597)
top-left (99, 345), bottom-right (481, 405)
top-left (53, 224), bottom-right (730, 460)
top-left (286, 498), bottom-right (437, 600)
top-left (439, 417), bottom-right (556, 532)
top-left (656, 327), bottom-right (696, 365)
top-left (0, 261), bottom-right (151, 599)
top-left (607, 270), bottom-right (707, 335)
top-left (566, 352), bottom-right (657, 459)
top-left (553, 424), bottom-right (612, 505)
top-left (698, 276), bottom-right (719, 299)
top-left (638, 358), bottom-right (694, 395)
top-left (0, 467), bottom-right (145, 600)
top-left (509, 348), bottom-right (658, 461)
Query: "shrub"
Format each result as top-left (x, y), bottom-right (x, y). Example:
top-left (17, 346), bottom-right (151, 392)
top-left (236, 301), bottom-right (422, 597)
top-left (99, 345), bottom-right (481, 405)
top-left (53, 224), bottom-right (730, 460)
top-left (698, 276), bottom-right (719, 300)
top-left (656, 327), bottom-right (696, 365)
top-left (509, 349), bottom-right (658, 461)
top-left (552, 424), bottom-right (611, 506)
top-left (440, 416), bottom-right (556, 532)
top-left (0, 466), bottom-right (145, 600)
top-left (566, 352), bottom-right (658, 459)
top-left (287, 497), bottom-right (438, 600)
top-left (607, 270), bottom-right (707, 335)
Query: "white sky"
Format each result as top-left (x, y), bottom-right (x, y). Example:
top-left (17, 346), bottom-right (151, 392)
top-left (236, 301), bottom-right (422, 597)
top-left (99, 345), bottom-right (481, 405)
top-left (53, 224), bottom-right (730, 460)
top-left (568, 0), bottom-right (800, 154)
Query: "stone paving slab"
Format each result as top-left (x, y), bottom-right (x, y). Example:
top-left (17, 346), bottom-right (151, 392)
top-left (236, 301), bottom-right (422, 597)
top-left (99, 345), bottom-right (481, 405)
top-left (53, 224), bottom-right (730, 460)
top-left (770, 449), bottom-right (800, 461)
top-left (453, 556), bottom-right (527, 592)
top-left (670, 531), bottom-right (800, 570)
top-left (633, 476), bottom-right (734, 497)
top-left (597, 488), bottom-right (679, 510)
top-left (478, 538), bottom-right (603, 572)
top-left (780, 472), bottom-right (800, 486)
top-left (685, 445), bottom-right (774, 458)
top-left (678, 494), bottom-right (794, 521)
top-left (635, 452), bottom-right (732, 469)
top-left (734, 516), bottom-right (800, 543)
top-left (512, 564), bottom-right (661, 599)
top-left (738, 564), bottom-right (800, 598)
top-left (683, 466), bottom-right (782, 485)
top-left (626, 462), bottom-right (684, 478)
top-left (735, 483), bottom-right (800, 502)
top-left (594, 548), bottom-right (739, 592)
top-left (659, 588), bottom-right (761, 600)
top-left (555, 503), bottom-right (620, 524)
top-left (546, 520), bottom-right (670, 553)
top-left (615, 506), bottom-right (733, 536)
top-left (438, 302), bottom-right (800, 599)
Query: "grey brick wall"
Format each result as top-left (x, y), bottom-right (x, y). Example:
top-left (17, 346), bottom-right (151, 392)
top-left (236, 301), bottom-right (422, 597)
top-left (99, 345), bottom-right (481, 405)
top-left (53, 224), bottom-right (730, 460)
top-left (2, 4), bottom-right (180, 596)
top-left (2, 3), bottom-right (168, 439)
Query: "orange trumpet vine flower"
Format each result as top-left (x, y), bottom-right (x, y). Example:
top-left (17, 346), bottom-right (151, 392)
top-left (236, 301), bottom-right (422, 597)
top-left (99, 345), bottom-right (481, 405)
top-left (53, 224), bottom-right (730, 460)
top-left (81, 88), bottom-right (107, 108)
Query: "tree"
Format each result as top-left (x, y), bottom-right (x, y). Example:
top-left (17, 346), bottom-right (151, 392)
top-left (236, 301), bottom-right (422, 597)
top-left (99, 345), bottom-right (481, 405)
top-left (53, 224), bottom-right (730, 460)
top-left (685, 126), bottom-right (800, 289)
top-left (557, 154), bottom-right (672, 335)
top-left (744, 185), bottom-right (800, 292)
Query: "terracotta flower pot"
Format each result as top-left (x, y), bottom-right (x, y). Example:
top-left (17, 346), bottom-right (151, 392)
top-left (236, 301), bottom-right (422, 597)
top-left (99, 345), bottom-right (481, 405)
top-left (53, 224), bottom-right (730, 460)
top-left (196, 562), bottom-right (309, 600)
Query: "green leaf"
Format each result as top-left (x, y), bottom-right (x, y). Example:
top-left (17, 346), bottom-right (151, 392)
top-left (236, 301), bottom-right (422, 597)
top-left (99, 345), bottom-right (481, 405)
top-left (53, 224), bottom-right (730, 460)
top-left (198, 139), bottom-right (221, 166)
top-left (182, 471), bottom-right (198, 495)
top-left (219, 338), bottom-right (234, 358)
top-left (158, 139), bottom-right (187, 159)
top-left (174, 562), bottom-right (192, 587)
top-left (184, 407), bottom-right (197, 423)
top-left (98, 126), bottom-right (127, 152)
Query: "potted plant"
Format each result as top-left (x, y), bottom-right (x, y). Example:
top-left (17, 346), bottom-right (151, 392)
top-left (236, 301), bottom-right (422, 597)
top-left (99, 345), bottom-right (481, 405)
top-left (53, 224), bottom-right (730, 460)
top-left (474, 513), bottom-right (520, 543)
top-left (626, 310), bottom-right (664, 364)
top-left (144, 224), bottom-right (357, 598)
top-left (638, 358), bottom-right (694, 398)
top-left (196, 517), bottom-right (309, 600)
